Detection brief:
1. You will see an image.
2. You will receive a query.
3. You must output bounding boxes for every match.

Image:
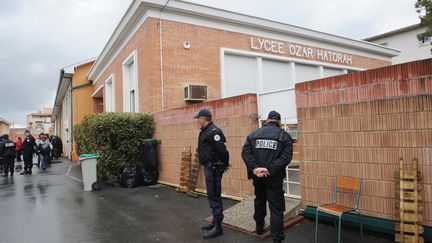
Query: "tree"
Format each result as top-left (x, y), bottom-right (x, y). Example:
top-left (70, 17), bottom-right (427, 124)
top-left (416, 0), bottom-right (432, 52)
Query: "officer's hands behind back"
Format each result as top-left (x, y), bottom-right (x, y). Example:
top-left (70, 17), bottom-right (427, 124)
top-left (253, 167), bottom-right (270, 177)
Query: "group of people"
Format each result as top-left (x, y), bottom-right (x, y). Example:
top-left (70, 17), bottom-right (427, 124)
top-left (0, 130), bottom-right (63, 176)
top-left (196, 109), bottom-right (293, 243)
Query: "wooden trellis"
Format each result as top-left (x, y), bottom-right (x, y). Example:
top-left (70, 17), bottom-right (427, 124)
top-left (186, 150), bottom-right (201, 198)
top-left (177, 146), bottom-right (192, 193)
top-left (395, 158), bottom-right (424, 243)
top-left (176, 146), bottom-right (200, 198)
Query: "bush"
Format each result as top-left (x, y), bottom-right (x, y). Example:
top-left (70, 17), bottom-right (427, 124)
top-left (74, 112), bottom-right (154, 184)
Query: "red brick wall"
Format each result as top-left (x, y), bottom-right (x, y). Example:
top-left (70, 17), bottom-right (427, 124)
top-left (94, 18), bottom-right (161, 113)
top-left (296, 59), bottom-right (432, 226)
top-left (153, 94), bottom-right (258, 198)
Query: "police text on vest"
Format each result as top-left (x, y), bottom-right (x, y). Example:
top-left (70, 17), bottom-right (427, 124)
top-left (255, 139), bottom-right (278, 150)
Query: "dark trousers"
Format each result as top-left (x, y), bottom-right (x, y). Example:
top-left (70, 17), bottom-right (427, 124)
top-left (40, 152), bottom-right (50, 169)
top-left (204, 166), bottom-right (224, 224)
top-left (253, 177), bottom-right (286, 241)
top-left (3, 156), bottom-right (15, 175)
top-left (16, 150), bottom-right (22, 162)
top-left (23, 150), bottom-right (33, 172)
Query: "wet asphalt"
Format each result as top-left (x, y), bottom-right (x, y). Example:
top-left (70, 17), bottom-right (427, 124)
top-left (0, 157), bottom-right (393, 243)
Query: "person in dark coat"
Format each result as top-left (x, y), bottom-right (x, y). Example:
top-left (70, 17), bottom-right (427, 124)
top-left (242, 111), bottom-right (293, 243)
top-left (195, 108), bottom-right (229, 239)
top-left (51, 135), bottom-right (63, 159)
top-left (21, 130), bottom-right (36, 175)
top-left (0, 134), bottom-right (16, 177)
top-left (0, 135), bottom-right (5, 172)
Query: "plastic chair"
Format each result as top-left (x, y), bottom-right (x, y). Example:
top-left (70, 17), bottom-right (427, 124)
top-left (315, 175), bottom-right (363, 243)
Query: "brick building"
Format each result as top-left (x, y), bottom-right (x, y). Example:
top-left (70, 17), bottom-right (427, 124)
top-left (26, 107), bottom-right (53, 134)
top-left (87, 0), bottom-right (398, 199)
top-left (0, 117), bottom-right (11, 135)
top-left (89, 0), bottom-right (398, 119)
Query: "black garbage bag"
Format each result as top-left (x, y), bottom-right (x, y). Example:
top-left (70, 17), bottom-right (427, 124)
top-left (140, 140), bottom-right (160, 168)
top-left (142, 167), bottom-right (159, 186)
top-left (120, 165), bottom-right (143, 188)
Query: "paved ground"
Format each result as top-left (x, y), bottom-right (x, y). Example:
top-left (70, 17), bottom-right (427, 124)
top-left (0, 157), bottom-right (394, 243)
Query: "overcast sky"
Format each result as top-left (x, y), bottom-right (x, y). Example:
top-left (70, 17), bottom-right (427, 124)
top-left (0, 0), bottom-right (419, 127)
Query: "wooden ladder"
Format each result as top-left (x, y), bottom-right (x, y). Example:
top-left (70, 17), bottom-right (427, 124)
top-left (395, 158), bottom-right (424, 243)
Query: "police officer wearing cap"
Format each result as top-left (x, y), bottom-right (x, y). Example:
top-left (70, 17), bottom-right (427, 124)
top-left (241, 111), bottom-right (293, 243)
top-left (0, 135), bottom-right (16, 177)
top-left (195, 108), bottom-right (229, 239)
top-left (21, 129), bottom-right (36, 175)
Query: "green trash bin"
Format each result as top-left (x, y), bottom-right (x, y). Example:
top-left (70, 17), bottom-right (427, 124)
top-left (79, 153), bottom-right (99, 191)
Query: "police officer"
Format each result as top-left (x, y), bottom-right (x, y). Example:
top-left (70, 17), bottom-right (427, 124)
top-left (21, 129), bottom-right (36, 175)
top-left (0, 135), bottom-right (16, 177)
top-left (0, 135), bottom-right (5, 172)
top-left (195, 109), bottom-right (229, 239)
top-left (241, 111), bottom-right (293, 243)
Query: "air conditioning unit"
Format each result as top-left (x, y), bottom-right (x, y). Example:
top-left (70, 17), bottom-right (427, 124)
top-left (184, 85), bottom-right (207, 101)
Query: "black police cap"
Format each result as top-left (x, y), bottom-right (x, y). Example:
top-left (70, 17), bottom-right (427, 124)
top-left (194, 108), bottom-right (212, 119)
top-left (267, 110), bottom-right (281, 121)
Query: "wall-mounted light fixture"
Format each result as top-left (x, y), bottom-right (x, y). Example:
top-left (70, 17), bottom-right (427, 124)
top-left (183, 41), bottom-right (191, 49)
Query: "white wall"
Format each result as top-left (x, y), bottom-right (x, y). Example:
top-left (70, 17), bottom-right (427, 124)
top-left (369, 27), bottom-right (432, 64)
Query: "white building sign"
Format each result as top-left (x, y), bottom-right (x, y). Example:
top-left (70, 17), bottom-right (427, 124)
top-left (250, 37), bottom-right (353, 65)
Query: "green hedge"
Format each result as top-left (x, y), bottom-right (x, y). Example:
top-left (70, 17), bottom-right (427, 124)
top-left (74, 112), bottom-right (154, 184)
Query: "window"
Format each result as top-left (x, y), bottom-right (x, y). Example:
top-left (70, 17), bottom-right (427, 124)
top-left (323, 67), bottom-right (345, 78)
top-left (130, 90), bottom-right (135, 112)
top-left (286, 124), bottom-right (298, 140)
top-left (295, 63), bottom-right (321, 83)
top-left (281, 123), bottom-right (300, 199)
top-left (262, 59), bottom-right (293, 92)
top-left (122, 51), bottom-right (138, 112)
top-left (105, 75), bottom-right (115, 112)
top-left (223, 54), bottom-right (257, 98)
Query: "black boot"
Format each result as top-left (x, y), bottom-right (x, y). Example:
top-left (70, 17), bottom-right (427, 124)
top-left (202, 223), bottom-right (223, 239)
top-left (3, 174), bottom-right (8, 177)
top-left (256, 223), bottom-right (264, 235)
top-left (201, 221), bottom-right (215, 230)
top-left (20, 170), bottom-right (26, 175)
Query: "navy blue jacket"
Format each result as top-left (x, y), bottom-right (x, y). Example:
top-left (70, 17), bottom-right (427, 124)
top-left (242, 123), bottom-right (293, 179)
top-left (197, 122), bottom-right (229, 168)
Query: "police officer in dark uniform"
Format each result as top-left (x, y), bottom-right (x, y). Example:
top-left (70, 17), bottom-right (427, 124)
top-left (0, 135), bottom-right (16, 177)
top-left (195, 109), bottom-right (229, 239)
top-left (21, 129), bottom-right (36, 175)
top-left (241, 111), bottom-right (293, 243)
top-left (0, 135), bottom-right (5, 172)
